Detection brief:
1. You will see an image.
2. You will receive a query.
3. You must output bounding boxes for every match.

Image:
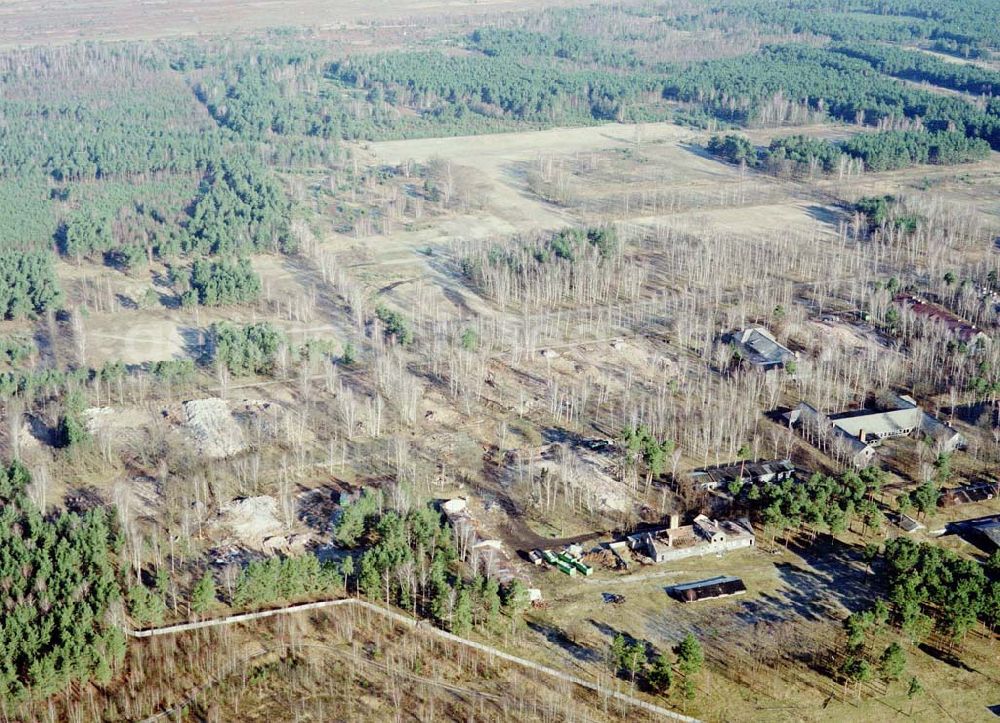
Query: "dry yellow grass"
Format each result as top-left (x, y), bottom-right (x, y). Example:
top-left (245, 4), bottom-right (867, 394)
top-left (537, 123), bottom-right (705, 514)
top-left (0, 0), bottom-right (591, 47)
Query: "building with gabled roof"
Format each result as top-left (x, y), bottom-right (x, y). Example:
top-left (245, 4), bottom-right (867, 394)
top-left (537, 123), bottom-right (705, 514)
top-left (895, 514), bottom-right (924, 533)
top-left (669, 575), bottom-right (747, 602)
top-left (950, 514), bottom-right (1000, 553)
top-left (894, 294), bottom-right (990, 346)
top-left (976, 519), bottom-right (1000, 551)
top-left (940, 481), bottom-right (997, 507)
top-left (787, 393), bottom-right (965, 467)
top-left (723, 327), bottom-right (796, 371)
top-left (625, 514), bottom-right (755, 563)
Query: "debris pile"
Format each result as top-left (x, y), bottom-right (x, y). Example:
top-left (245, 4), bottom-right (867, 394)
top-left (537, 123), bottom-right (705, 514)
top-left (443, 497), bottom-right (531, 591)
top-left (217, 495), bottom-right (291, 550)
top-left (510, 443), bottom-right (631, 512)
top-left (183, 398), bottom-right (247, 459)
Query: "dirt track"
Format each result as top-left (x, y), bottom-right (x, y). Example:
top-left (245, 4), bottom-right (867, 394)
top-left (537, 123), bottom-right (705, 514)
top-left (131, 596), bottom-right (699, 722)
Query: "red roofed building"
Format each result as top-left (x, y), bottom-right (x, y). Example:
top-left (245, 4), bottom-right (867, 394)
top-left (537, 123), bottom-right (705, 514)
top-left (894, 294), bottom-right (990, 345)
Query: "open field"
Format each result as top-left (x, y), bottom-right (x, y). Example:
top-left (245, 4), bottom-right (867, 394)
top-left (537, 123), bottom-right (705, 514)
top-left (335, 122), bottom-right (823, 323)
top-left (339, 121), bottom-right (1000, 366)
top-left (521, 536), bottom-right (1000, 722)
top-left (358, 123), bottom-right (701, 244)
top-left (56, 117), bottom-right (1000, 373)
top-left (0, 0), bottom-right (592, 46)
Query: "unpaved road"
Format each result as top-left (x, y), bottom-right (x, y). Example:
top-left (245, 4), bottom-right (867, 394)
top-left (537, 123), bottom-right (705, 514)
top-left (130, 597), bottom-right (699, 722)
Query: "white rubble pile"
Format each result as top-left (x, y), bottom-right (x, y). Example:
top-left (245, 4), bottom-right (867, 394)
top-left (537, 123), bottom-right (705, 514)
top-left (183, 398), bottom-right (247, 459)
top-left (216, 495), bottom-right (312, 552)
top-left (218, 495), bottom-right (281, 544)
top-left (537, 447), bottom-right (631, 513)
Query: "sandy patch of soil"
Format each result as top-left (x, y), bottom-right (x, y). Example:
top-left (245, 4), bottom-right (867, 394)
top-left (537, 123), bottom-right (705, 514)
top-left (84, 405), bottom-right (156, 443)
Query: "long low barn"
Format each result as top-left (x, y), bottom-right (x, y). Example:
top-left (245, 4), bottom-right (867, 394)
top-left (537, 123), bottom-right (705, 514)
top-left (669, 575), bottom-right (747, 602)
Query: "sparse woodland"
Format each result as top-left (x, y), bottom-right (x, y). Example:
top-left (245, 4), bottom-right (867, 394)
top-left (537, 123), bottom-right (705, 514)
top-left (0, 0), bottom-right (999, 720)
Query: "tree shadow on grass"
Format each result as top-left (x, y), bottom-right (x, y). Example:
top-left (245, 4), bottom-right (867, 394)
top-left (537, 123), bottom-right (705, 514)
top-left (64, 485), bottom-right (107, 514)
top-left (178, 325), bottom-right (205, 361)
top-left (677, 141), bottom-right (723, 164)
top-left (115, 293), bottom-right (138, 310)
top-left (296, 484), bottom-right (342, 534)
top-left (590, 619), bottom-right (639, 647)
top-left (803, 203), bottom-right (845, 228)
top-left (717, 541), bottom-right (878, 635)
top-left (25, 413), bottom-right (58, 448)
top-left (784, 537), bottom-right (880, 613)
top-left (440, 284), bottom-right (476, 318)
top-left (917, 642), bottom-right (977, 673)
top-left (526, 620), bottom-right (603, 664)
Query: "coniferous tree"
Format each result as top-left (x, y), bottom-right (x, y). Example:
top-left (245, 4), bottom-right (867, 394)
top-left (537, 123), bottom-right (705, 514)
top-left (190, 571), bottom-right (217, 615)
top-left (647, 652), bottom-right (673, 695)
top-left (675, 633), bottom-right (704, 701)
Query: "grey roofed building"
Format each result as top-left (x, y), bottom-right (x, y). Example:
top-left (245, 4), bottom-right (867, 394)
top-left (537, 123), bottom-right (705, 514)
top-left (920, 410), bottom-right (967, 453)
top-left (787, 393), bottom-right (965, 467)
top-left (980, 523), bottom-right (1000, 550)
top-left (723, 327), bottom-right (796, 370)
top-left (950, 515), bottom-right (1000, 552)
top-left (896, 514), bottom-right (924, 533)
top-left (688, 458), bottom-right (795, 491)
top-left (948, 514), bottom-right (1000, 553)
top-left (826, 396), bottom-right (922, 441)
top-left (789, 401), bottom-right (875, 467)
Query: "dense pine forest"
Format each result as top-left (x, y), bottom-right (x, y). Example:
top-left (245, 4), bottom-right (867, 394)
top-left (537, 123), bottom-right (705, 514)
top-left (0, 462), bottom-right (124, 702)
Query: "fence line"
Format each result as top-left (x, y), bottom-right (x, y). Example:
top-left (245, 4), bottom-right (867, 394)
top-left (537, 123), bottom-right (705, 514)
top-left (128, 597), bottom-right (699, 722)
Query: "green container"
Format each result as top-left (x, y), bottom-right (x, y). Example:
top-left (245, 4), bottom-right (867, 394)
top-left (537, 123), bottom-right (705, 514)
top-left (572, 560), bottom-right (593, 576)
top-left (555, 560), bottom-right (577, 576)
top-left (542, 550), bottom-right (558, 564)
top-left (556, 552), bottom-right (575, 565)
